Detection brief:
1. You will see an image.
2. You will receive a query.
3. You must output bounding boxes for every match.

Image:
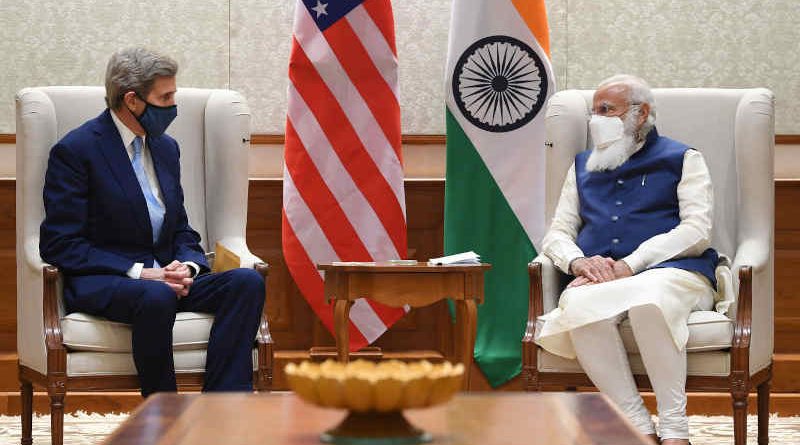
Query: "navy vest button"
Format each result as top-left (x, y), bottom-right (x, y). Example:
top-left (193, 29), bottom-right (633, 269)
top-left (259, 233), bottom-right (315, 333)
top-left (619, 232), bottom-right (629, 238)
top-left (612, 238), bottom-right (620, 244)
top-left (611, 215), bottom-right (619, 221)
top-left (616, 179), bottom-right (624, 185)
top-left (615, 200), bottom-right (622, 206)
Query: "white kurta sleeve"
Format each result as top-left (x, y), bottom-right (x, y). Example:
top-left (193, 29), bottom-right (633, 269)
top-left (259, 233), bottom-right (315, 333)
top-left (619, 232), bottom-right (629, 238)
top-left (542, 163), bottom-right (585, 273)
top-left (621, 149), bottom-right (714, 273)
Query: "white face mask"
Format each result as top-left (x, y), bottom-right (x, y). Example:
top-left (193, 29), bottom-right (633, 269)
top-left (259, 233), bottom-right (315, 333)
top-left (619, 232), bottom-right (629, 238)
top-left (588, 115), bottom-right (625, 149)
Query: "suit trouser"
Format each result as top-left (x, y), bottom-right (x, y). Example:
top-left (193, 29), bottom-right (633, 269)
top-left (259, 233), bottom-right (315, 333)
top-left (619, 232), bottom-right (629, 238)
top-left (568, 296), bottom-right (712, 440)
top-left (68, 268), bottom-right (266, 396)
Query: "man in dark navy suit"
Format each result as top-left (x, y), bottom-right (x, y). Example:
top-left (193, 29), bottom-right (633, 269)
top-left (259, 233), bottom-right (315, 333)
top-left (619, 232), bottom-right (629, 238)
top-left (40, 47), bottom-right (265, 396)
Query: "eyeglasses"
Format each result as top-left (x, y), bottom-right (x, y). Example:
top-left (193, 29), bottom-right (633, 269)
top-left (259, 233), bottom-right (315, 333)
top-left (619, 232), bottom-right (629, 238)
top-left (590, 102), bottom-right (641, 117)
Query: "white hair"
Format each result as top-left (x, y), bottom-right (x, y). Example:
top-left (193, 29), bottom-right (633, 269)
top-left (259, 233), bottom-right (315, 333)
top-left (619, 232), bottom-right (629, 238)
top-left (105, 47), bottom-right (178, 110)
top-left (597, 74), bottom-right (656, 139)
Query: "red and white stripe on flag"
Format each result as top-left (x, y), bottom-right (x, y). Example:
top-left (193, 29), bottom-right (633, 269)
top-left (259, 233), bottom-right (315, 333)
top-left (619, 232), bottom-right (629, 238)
top-left (283, 0), bottom-right (408, 351)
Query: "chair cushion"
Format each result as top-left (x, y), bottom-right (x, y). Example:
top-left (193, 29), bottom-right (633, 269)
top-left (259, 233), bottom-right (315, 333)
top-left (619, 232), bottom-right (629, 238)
top-left (535, 309), bottom-right (734, 355)
top-left (66, 350), bottom-right (259, 376)
top-left (538, 349), bottom-right (732, 377)
top-left (619, 310), bottom-right (733, 353)
top-left (62, 312), bottom-right (214, 353)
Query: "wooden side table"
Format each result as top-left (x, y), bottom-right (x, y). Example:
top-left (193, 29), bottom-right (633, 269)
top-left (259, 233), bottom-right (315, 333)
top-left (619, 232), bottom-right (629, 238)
top-left (317, 263), bottom-right (491, 389)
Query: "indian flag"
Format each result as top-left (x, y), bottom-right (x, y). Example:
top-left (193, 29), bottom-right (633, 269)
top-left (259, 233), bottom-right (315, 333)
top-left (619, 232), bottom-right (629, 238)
top-left (444, 0), bottom-right (554, 387)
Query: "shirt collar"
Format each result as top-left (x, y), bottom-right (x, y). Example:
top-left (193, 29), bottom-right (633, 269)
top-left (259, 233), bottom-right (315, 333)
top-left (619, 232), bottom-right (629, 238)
top-left (110, 108), bottom-right (144, 149)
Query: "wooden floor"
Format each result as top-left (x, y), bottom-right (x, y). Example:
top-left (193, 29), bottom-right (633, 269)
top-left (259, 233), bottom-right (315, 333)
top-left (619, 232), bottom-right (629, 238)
top-left (2, 179), bottom-right (800, 415)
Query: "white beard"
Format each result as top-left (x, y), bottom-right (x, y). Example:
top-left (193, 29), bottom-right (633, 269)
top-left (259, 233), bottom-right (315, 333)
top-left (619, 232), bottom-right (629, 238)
top-left (585, 134), bottom-right (637, 172)
top-left (586, 111), bottom-right (642, 172)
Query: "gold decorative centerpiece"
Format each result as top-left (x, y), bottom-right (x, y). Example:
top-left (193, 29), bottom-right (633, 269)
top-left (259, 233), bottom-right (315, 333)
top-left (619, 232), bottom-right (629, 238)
top-left (285, 359), bottom-right (464, 444)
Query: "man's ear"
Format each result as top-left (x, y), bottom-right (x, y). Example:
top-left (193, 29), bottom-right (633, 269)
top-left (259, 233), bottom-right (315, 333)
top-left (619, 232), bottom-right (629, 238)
top-left (122, 91), bottom-right (139, 112)
top-left (638, 102), bottom-right (651, 127)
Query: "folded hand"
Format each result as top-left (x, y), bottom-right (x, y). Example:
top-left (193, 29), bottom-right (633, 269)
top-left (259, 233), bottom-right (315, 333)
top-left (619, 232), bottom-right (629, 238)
top-left (567, 257), bottom-right (634, 289)
top-left (140, 260), bottom-right (193, 298)
top-left (570, 255), bottom-right (616, 283)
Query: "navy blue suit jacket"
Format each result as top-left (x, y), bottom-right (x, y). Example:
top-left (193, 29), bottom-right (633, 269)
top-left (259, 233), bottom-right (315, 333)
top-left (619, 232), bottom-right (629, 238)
top-left (40, 109), bottom-right (210, 308)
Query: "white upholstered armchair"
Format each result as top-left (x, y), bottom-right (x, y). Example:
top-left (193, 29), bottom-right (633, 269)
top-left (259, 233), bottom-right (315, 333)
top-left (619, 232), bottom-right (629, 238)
top-left (16, 87), bottom-right (273, 445)
top-left (523, 88), bottom-right (774, 445)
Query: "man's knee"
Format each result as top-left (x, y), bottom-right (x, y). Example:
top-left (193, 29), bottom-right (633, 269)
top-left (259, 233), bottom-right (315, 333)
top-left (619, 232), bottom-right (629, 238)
top-left (135, 281), bottom-right (178, 315)
top-left (227, 268), bottom-right (266, 302)
top-left (627, 304), bottom-right (661, 325)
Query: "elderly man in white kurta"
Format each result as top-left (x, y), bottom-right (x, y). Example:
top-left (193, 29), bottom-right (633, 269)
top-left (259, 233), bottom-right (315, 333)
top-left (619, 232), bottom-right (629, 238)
top-left (535, 75), bottom-right (719, 445)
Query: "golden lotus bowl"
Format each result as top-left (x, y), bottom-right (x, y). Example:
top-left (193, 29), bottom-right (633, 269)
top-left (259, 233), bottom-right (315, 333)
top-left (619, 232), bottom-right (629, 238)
top-left (285, 359), bottom-right (464, 413)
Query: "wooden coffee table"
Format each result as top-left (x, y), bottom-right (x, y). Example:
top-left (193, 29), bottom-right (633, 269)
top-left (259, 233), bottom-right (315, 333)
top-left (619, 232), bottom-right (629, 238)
top-left (102, 392), bottom-right (652, 445)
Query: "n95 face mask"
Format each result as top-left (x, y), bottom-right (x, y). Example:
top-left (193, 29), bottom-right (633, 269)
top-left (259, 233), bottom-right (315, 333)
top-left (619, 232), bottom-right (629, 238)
top-left (589, 115), bottom-right (624, 149)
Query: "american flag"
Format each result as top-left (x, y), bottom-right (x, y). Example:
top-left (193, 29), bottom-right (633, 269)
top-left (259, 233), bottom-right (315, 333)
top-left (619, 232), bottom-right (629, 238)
top-left (282, 0), bottom-right (408, 350)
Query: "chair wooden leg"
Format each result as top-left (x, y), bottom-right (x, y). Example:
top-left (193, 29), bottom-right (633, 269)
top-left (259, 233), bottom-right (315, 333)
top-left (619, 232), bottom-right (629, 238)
top-left (50, 393), bottom-right (65, 445)
top-left (758, 379), bottom-right (771, 445)
top-left (20, 380), bottom-right (33, 445)
top-left (732, 391), bottom-right (748, 445)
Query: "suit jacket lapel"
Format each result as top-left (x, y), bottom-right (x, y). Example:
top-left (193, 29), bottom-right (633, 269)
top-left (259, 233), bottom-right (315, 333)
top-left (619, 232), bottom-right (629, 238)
top-left (95, 110), bottom-right (153, 240)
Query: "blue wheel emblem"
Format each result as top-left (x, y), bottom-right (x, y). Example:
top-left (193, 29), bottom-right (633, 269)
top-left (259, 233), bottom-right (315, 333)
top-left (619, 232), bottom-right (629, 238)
top-left (452, 35), bottom-right (548, 133)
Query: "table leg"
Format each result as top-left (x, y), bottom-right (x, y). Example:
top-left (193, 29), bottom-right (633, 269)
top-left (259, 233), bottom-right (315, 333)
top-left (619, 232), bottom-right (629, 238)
top-left (334, 299), bottom-right (354, 362)
top-left (455, 299), bottom-right (477, 390)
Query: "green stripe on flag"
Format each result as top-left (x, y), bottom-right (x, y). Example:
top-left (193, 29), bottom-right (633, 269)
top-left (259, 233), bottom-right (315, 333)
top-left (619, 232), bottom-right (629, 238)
top-left (444, 108), bottom-right (537, 387)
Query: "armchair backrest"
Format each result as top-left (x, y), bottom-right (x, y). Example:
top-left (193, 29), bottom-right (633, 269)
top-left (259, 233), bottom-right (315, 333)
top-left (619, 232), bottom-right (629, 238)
top-left (15, 86), bottom-right (252, 373)
top-left (544, 88), bottom-right (775, 373)
top-left (544, 88), bottom-right (773, 260)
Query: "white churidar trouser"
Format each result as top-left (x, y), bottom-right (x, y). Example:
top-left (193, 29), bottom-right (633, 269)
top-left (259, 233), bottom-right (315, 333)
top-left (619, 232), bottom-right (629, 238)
top-left (569, 295), bottom-right (713, 440)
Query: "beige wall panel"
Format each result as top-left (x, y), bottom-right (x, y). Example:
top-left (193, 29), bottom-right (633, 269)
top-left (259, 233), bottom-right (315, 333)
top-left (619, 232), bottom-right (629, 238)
top-left (0, 1), bottom-right (230, 133)
top-left (393, 0), bottom-right (450, 134)
top-left (230, 0), bottom-right (293, 135)
top-left (562, 0), bottom-right (800, 133)
top-left (547, 0), bottom-right (568, 90)
top-left (1, 0), bottom-right (799, 134)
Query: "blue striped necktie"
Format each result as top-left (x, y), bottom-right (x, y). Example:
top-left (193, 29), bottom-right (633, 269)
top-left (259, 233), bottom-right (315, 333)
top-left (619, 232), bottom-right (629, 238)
top-left (131, 136), bottom-right (165, 244)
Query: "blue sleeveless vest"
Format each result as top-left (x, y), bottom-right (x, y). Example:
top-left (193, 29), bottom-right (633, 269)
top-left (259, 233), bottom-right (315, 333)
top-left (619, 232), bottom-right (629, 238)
top-left (574, 128), bottom-right (718, 287)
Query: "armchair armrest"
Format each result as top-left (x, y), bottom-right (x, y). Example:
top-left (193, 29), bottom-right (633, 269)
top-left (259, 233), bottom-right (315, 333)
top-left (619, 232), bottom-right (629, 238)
top-left (522, 254), bottom-right (561, 391)
top-left (731, 238), bottom-right (773, 375)
top-left (523, 255), bottom-right (561, 343)
top-left (215, 237), bottom-right (266, 270)
top-left (729, 265), bottom-right (753, 396)
top-left (24, 236), bottom-right (49, 272)
top-left (732, 239), bottom-right (769, 275)
top-left (531, 254), bottom-right (561, 312)
top-left (42, 265), bottom-right (67, 378)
